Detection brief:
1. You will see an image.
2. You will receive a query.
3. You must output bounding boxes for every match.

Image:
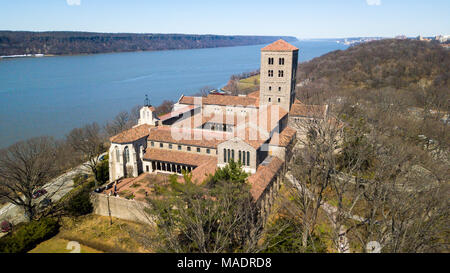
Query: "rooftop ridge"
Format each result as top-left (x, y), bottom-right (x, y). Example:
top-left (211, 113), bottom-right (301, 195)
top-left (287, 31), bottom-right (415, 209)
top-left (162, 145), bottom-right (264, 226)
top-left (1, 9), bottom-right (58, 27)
top-left (261, 39), bottom-right (299, 51)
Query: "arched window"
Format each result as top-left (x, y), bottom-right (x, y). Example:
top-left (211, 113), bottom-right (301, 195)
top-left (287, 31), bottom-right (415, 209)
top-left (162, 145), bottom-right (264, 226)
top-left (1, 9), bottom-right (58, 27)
top-left (115, 146), bottom-right (120, 162)
top-left (246, 151), bottom-right (250, 166)
top-left (139, 145), bottom-right (144, 159)
top-left (124, 146), bottom-right (130, 163)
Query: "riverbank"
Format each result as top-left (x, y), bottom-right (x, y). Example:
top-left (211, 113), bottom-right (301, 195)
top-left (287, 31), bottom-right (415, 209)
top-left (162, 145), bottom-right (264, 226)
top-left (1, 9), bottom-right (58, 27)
top-left (0, 53), bottom-right (54, 59)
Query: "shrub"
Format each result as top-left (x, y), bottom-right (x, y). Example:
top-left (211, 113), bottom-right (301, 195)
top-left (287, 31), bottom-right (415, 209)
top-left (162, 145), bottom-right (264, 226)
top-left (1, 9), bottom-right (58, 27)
top-left (72, 173), bottom-right (88, 187)
top-left (64, 188), bottom-right (93, 216)
top-left (0, 217), bottom-right (60, 253)
top-left (96, 155), bottom-right (109, 185)
top-left (1, 221), bottom-right (12, 233)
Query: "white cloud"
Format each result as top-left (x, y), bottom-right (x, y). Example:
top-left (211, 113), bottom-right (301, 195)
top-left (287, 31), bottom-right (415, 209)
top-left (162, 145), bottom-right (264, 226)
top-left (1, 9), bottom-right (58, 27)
top-left (366, 0), bottom-right (381, 6)
top-left (67, 0), bottom-right (81, 6)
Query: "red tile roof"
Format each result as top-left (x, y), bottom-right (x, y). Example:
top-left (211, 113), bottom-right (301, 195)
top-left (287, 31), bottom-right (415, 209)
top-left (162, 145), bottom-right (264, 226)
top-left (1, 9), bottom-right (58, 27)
top-left (179, 94), bottom-right (258, 107)
top-left (110, 124), bottom-right (152, 144)
top-left (143, 148), bottom-right (216, 166)
top-left (261, 39), bottom-right (299, 52)
top-left (289, 102), bottom-right (327, 119)
top-left (269, 126), bottom-right (297, 147)
top-left (248, 156), bottom-right (284, 202)
top-left (189, 158), bottom-right (217, 184)
top-left (147, 126), bottom-right (230, 148)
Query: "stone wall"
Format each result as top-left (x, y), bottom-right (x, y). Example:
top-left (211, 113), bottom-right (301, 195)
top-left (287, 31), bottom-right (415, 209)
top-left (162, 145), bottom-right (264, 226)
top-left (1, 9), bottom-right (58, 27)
top-left (90, 193), bottom-right (155, 225)
top-left (259, 50), bottom-right (297, 112)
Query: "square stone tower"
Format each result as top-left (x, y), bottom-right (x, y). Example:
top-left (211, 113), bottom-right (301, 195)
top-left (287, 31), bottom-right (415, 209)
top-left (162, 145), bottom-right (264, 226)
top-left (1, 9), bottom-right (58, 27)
top-left (259, 39), bottom-right (299, 112)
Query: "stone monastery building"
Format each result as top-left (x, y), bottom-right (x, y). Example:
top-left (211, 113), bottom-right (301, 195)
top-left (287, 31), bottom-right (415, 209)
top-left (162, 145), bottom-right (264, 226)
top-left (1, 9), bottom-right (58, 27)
top-left (108, 39), bottom-right (328, 212)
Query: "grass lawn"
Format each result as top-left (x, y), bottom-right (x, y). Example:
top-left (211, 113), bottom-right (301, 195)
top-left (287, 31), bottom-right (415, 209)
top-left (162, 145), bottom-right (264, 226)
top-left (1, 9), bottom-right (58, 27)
top-left (29, 238), bottom-right (102, 253)
top-left (236, 75), bottom-right (260, 92)
top-left (30, 214), bottom-right (156, 253)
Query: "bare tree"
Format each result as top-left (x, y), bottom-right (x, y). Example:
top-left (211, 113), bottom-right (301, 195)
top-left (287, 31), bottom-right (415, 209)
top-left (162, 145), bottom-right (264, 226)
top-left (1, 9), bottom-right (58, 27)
top-left (66, 122), bottom-right (106, 187)
top-left (0, 137), bottom-right (59, 221)
top-left (287, 117), bottom-right (342, 249)
top-left (105, 111), bottom-right (132, 137)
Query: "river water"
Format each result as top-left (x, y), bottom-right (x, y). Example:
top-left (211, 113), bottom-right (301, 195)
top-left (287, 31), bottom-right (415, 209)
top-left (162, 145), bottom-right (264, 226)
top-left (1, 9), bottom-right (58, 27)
top-left (0, 40), bottom-right (347, 148)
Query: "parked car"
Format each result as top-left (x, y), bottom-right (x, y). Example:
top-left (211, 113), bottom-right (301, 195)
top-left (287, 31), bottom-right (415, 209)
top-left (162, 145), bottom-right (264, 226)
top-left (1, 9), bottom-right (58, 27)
top-left (94, 187), bottom-right (105, 193)
top-left (1, 220), bottom-right (12, 233)
top-left (32, 189), bottom-right (47, 199)
top-left (40, 198), bottom-right (52, 208)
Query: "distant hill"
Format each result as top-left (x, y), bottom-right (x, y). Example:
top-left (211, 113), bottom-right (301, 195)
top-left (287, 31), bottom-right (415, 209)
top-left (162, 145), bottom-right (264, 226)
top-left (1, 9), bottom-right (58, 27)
top-left (0, 31), bottom-right (297, 56)
top-left (296, 39), bottom-right (450, 104)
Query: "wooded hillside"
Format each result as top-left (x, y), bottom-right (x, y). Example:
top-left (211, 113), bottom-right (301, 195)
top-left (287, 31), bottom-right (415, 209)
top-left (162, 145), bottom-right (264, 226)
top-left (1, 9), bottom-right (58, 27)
top-left (0, 31), bottom-right (297, 56)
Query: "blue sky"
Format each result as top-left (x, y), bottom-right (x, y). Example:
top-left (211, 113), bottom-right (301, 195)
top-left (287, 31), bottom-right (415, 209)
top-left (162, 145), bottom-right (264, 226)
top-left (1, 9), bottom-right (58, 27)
top-left (0, 0), bottom-right (448, 38)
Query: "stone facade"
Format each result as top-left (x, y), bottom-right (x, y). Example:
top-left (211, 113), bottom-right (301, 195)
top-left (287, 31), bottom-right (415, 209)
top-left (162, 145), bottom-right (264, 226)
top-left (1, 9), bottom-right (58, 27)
top-left (259, 42), bottom-right (299, 112)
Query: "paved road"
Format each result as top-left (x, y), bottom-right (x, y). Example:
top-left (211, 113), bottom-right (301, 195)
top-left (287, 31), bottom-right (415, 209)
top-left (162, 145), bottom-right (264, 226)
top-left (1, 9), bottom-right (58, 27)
top-left (0, 164), bottom-right (90, 229)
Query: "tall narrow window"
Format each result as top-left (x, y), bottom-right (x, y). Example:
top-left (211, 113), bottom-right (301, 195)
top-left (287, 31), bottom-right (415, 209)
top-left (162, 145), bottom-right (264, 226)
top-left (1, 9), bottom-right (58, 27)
top-left (231, 150), bottom-right (234, 160)
top-left (268, 70), bottom-right (273, 77)
top-left (269, 86), bottom-right (272, 91)
top-left (115, 147), bottom-right (120, 162)
top-left (239, 150), bottom-right (241, 162)
top-left (278, 98), bottom-right (281, 103)
top-left (124, 146), bottom-right (130, 163)
top-left (242, 151), bottom-right (246, 166)
top-left (268, 97), bottom-right (271, 102)
top-left (268, 57), bottom-right (274, 65)
top-left (278, 70), bottom-right (284, 77)
top-left (247, 151), bottom-right (250, 166)
top-left (223, 148), bottom-right (227, 162)
top-left (278, 87), bottom-right (281, 91)
top-left (227, 149), bottom-right (231, 162)
top-left (279, 58), bottom-right (285, 65)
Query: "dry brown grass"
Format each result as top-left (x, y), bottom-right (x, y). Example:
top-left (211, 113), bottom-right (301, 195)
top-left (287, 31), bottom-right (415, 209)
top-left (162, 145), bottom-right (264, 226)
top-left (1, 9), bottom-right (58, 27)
top-left (56, 214), bottom-right (157, 253)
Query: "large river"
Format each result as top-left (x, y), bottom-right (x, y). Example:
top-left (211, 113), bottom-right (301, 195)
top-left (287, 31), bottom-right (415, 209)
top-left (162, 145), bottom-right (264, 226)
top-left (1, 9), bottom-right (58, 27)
top-left (0, 40), bottom-right (347, 148)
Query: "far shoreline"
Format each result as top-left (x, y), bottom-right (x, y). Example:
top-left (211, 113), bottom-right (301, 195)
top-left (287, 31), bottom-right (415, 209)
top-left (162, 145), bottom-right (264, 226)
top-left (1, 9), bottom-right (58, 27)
top-left (0, 40), bottom-right (301, 61)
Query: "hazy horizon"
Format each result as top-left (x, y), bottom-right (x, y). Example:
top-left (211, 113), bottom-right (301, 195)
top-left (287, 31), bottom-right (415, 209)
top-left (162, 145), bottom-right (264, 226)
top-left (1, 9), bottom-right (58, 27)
top-left (1, 0), bottom-right (448, 39)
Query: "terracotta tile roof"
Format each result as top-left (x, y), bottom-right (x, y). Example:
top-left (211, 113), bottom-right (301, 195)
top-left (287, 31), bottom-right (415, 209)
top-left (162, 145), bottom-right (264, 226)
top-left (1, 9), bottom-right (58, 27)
top-left (189, 158), bottom-right (217, 184)
top-left (143, 148), bottom-right (216, 167)
top-left (247, 90), bottom-right (260, 98)
top-left (248, 156), bottom-right (284, 202)
top-left (289, 102), bottom-right (327, 119)
top-left (110, 124), bottom-right (152, 144)
top-left (178, 95), bottom-right (196, 105)
top-left (147, 126), bottom-right (229, 148)
top-left (261, 39), bottom-right (299, 52)
top-left (179, 94), bottom-right (258, 107)
top-left (158, 105), bottom-right (196, 121)
top-left (269, 126), bottom-right (297, 147)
